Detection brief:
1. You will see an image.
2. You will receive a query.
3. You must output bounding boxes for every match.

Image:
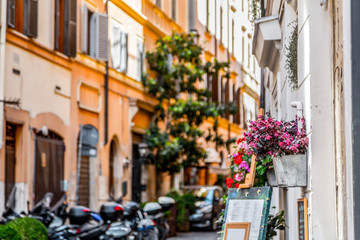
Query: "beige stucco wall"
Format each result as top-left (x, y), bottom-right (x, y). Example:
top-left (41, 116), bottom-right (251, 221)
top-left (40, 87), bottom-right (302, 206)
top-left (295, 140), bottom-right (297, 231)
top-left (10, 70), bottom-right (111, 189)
top-left (4, 44), bottom-right (71, 126)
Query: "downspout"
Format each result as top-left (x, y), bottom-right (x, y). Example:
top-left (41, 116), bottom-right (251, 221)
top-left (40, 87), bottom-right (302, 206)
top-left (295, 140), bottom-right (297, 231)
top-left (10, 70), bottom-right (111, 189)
top-left (104, 0), bottom-right (109, 145)
top-left (0, 0), bottom-right (7, 149)
top-left (260, 68), bottom-right (265, 109)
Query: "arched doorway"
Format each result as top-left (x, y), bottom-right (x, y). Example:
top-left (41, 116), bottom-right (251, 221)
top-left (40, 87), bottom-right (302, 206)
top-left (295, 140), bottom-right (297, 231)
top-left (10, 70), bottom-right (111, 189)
top-left (77, 124), bottom-right (99, 207)
top-left (34, 130), bottom-right (65, 205)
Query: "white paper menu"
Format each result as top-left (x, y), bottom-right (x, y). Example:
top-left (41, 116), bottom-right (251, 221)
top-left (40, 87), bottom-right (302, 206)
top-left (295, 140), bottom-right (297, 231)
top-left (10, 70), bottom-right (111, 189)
top-left (226, 199), bottom-right (264, 240)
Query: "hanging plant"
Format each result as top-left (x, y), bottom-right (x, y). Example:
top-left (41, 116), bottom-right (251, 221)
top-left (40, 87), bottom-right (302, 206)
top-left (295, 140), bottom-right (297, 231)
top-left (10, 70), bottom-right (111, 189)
top-left (249, 0), bottom-right (264, 23)
top-left (285, 22), bottom-right (298, 91)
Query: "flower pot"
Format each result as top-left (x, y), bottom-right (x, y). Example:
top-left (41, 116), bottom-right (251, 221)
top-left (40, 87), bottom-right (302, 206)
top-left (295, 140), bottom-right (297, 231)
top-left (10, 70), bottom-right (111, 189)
top-left (267, 169), bottom-right (278, 187)
top-left (273, 154), bottom-right (307, 187)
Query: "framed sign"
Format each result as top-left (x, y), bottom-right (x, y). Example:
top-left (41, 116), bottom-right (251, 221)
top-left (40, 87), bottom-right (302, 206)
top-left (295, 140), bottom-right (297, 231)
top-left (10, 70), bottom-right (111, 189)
top-left (223, 222), bottom-right (251, 240)
top-left (297, 198), bottom-right (308, 240)
top-left (221, 187), bottom-right (272, 240)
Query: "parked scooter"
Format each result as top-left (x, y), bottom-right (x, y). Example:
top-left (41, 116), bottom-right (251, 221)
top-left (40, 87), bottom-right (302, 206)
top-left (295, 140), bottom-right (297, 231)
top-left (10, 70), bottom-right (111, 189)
top-left (143, 197), bottom-right (175, 240)
top-left (121, 201), bottom-right (158, 240)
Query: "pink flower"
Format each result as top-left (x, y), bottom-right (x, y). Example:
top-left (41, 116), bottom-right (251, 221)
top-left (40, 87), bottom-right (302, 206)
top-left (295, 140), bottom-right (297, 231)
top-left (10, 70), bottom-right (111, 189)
top-left (265, 135), bottom-right (271, 140)
top-left (239, 161), bottom-right (250, 172)
top-left (234, 173), bottom-right (244, 182)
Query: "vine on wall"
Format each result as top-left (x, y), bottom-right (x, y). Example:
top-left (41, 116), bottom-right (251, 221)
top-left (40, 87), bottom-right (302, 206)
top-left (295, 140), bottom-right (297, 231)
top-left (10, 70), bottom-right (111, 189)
top-left (285, 22), bottom-right (298, 91)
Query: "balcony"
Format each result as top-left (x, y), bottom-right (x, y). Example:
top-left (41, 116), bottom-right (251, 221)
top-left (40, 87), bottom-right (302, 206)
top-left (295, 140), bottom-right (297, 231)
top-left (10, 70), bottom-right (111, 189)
top-left (252, 15), bottom-right (281, 72)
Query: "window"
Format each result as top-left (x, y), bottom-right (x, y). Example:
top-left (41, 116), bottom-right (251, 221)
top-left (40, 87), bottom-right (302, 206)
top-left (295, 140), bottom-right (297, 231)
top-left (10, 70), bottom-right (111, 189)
top-left (54, 0), bottom-right (77, 57)
top-left (220, 7), bottom-right (223, 44)
top-left (253, 58), bottom-right (255, 73)
top-left (82, 4), bottom-right (108, 61)
top-left (7, 0), bottom-right (38, 38)
top-left (248, 43), bottom-right (251, 67)
top-left (110, 20), bottom-right (128, 73)
top-left (206, 0), bottom-right (209, 30)
top-left (225, 78), bottom-right (230, 119)
top-left (156, 0), bottom-right (161, 8)
top-left (212, 74), bottom-right (219, 102)
top-left (231, 19), bottom-right (235, 54)
top-left (172, 0), bottom-right (176, 20)
top-left (137, 40), bottom-right (144, 81)
top-left (242, 36), bottom-right (244, 63)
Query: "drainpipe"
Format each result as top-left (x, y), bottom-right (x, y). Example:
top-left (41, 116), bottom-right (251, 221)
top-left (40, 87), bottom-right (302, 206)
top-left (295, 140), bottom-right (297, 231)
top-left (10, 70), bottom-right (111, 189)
top-left (104, 0), bottom-right (109, 145)
top-left (0, 0), bottom-right (7, 149)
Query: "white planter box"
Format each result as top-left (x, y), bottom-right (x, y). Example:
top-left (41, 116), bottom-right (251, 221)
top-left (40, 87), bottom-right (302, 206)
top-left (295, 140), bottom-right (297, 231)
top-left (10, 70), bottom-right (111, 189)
top-left (273, 154), bottom-right (307, 187)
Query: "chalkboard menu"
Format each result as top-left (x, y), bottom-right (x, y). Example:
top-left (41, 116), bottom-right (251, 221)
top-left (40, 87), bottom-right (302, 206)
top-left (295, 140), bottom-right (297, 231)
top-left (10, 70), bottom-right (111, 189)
top-left (297, 198), bottom-right (308, 240)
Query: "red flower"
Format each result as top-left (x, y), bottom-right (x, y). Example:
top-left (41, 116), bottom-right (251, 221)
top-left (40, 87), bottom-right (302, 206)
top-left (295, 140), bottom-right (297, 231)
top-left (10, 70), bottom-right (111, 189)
top-left (234, 154), bottom-right (243, 165)
top-left (226, 177), bottom-right (234, 188)
top-left (235, 183), bottom-right (240, 188)
top-left (236, 137), bottom-right (245, 144)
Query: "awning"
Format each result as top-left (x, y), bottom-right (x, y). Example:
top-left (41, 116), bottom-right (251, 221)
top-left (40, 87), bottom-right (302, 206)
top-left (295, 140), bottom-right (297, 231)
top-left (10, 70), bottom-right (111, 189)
top-left (252, 15), bottom-right (281, 72)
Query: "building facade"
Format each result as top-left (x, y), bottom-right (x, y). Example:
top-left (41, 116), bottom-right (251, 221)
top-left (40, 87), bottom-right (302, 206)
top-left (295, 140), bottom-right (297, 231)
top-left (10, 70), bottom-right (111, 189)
top-left (0, 0), bottom-right (259, 213)
top-left (251, 0), bottom-right (359, 239)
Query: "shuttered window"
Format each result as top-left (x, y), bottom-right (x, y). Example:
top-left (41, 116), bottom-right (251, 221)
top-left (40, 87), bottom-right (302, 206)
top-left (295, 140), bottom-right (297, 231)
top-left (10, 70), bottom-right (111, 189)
top-left (119, 32), bottom-right (128, 73)
top-left (111, 20), bottom-right (122, 70)
top-left (171, 0), bottom-right (176, 20)
top-left (137, 40), bottom-right (144, 81)
top-left (88, 12), bottom-right (109, 61)
top-left (66, 0), bottom-right (77, 57)
top-left (24, 0), bottom-right (38, 38)
top-left (7, 0), bottom-right (16, 28)
top-left (7, 0), bottom-right (37, 37)
top-left (54, 0), bottom-right (77, 57)
top-left (110, 20), bottom-right (128, 73)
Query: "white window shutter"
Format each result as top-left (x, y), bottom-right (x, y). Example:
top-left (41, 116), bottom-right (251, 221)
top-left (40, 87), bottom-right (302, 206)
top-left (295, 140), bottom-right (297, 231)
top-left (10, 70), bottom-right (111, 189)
top-left (90, 13), bottom-right (109, 61)
top-left (96, 13), bottom-right (109, 61)
top-left (81, 4), bottom-right (88, 53)
top-left (111, 22), bottom-right (121, 70)
top-left (137, 41), bottom-right (144, 81)
top-left (90, 13), bottom-right (96, 58)
top-left (119, 32), bottom-right (128, 73)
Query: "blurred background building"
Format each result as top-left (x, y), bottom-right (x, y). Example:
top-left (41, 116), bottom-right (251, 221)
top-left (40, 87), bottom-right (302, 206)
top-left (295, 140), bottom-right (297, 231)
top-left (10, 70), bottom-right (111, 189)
top-left (0, 0), bottom-right (259, 212)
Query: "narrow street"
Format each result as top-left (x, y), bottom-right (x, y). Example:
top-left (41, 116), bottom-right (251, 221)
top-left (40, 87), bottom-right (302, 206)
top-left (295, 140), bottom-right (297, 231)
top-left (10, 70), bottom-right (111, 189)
top-left (168, 231), bottom-right (219, 240)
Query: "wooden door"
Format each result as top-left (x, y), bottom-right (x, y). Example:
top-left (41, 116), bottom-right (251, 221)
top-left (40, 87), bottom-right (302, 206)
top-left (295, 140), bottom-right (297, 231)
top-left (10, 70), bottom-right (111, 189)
top-left (35, 135), bottom-right (65, 205)
top-left (5, 123), bottom-right (16, 205)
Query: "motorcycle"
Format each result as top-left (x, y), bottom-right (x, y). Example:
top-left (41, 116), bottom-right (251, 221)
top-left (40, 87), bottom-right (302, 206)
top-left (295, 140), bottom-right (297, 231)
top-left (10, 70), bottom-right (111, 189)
top-left (121, 201), bottom-right (158, 240)
top-left (143, 197), bottom-right (175, 240)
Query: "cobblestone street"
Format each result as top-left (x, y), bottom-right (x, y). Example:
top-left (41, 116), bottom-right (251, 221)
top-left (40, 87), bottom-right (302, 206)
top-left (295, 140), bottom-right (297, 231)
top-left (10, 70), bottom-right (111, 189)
top-left (168, 231), bottom-right (219, 240)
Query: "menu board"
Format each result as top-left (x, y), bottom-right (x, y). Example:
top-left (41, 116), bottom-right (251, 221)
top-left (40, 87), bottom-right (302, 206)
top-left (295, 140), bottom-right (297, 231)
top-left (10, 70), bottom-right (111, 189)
top-left (226, 200), bottom-right (264, 240)
top-left (221, 187), bottom-right (273, 240)
top-left (297, 198), bottom-right (308, 240)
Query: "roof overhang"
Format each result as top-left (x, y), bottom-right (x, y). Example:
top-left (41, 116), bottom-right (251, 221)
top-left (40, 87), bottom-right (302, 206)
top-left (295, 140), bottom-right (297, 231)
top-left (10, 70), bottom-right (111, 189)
top-left (252, 15), bottom-right (282, 72)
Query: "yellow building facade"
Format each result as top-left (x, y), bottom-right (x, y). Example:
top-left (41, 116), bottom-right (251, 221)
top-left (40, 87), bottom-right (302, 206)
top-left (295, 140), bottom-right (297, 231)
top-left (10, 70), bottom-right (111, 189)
top-left (0, 0), bottom-right (259, 212)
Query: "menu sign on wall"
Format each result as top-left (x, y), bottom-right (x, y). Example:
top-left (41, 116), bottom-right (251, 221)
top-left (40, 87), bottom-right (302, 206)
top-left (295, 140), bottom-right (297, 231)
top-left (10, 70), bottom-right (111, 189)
top-left (297, 198), bottom-right (308, 240)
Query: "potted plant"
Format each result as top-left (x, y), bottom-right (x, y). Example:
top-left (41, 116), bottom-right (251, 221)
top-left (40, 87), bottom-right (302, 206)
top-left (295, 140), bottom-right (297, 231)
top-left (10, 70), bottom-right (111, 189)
top-left (226, 138), bottom-right (270, 188)
top-left (245, 113), bottom-right (309, 187)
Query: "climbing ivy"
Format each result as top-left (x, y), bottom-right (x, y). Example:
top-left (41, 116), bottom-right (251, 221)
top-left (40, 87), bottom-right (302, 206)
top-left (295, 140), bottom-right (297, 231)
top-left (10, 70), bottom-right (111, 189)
top-left (285, 22), bottom-right (298, 91)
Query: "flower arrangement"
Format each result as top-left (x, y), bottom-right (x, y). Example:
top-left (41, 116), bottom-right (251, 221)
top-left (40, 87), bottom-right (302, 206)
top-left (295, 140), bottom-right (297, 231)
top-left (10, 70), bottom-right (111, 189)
top-left (245, 113), bottom-right (308, 159)
top-left (226, 113), bottom-right (309, 189)
top-left (226, 138), bottom-right (269, 188)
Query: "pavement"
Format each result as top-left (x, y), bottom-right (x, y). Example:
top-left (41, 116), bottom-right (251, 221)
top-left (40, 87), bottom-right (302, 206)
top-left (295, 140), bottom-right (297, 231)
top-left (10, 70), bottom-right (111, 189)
top-left (168, 230), bottom-right (219, 240)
